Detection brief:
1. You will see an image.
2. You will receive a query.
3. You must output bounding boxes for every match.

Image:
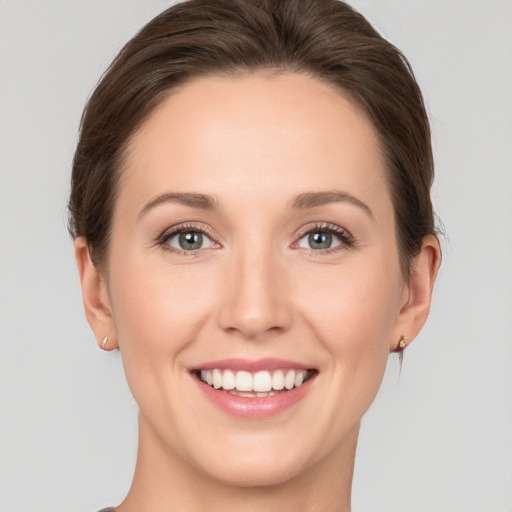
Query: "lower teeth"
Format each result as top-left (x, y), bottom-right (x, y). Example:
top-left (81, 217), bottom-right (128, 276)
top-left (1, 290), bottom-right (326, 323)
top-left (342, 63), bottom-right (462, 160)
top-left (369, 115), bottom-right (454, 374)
top-left (226, 390), bottom-right (280, 398)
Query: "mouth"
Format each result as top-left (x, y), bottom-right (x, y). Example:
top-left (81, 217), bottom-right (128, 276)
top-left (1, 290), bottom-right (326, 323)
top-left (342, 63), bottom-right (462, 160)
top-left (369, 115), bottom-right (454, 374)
top-left (193, 368), bottom-right (316, 398)
top-left (190, 359), bottom-right (318, 418)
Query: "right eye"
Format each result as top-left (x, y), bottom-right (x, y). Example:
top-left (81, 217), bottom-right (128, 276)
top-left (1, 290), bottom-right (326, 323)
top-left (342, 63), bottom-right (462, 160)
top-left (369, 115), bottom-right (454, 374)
top-left (165, 230), bottom-right (213, 251)
top-left (163, 229), bottom-right (215, 252)
top-left (171, 230), bottom-right (205, 250)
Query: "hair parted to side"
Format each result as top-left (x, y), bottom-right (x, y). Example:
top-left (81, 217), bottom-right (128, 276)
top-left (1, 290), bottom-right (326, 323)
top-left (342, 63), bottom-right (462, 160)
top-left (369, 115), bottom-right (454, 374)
top-left (69, 0), bottom-right (437, 273)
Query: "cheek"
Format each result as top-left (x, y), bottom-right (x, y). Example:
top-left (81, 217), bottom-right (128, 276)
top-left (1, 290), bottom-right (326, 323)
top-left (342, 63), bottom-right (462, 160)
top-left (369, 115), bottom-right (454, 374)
top-left (106, 252), bottom-right (222, 428)
top-left (297, 257), bottom-right (401, 345)
top-left (294, 255), bottom-right (402, 409)
top-left (108, 251), bottom-right (221, 359)
top-left (110, 245), bottom-right (402, 368)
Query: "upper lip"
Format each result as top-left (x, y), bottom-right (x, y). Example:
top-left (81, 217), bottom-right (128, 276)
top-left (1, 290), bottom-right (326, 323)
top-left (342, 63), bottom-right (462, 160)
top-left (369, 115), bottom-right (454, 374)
top-left (191, 358), bottom-right (314, 372)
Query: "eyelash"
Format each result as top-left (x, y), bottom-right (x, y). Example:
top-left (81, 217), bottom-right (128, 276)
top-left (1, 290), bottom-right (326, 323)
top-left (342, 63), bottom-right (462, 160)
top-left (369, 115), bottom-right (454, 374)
top-left (294, 222), bottom-right (356, 255)
top-left (157, 222), bottom-right (218, 257)
top-left (157, 221), bottom-right (355, 257)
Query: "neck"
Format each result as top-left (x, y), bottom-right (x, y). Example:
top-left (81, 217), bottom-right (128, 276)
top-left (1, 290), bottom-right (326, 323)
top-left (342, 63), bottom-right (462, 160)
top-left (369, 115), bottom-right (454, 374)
top-left (117, 415), bottom-right (358, 512)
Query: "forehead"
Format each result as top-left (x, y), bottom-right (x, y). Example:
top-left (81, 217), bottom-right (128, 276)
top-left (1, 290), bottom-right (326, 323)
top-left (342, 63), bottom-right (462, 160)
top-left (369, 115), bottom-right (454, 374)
top-left (120, 72), bottom-right (391, 217)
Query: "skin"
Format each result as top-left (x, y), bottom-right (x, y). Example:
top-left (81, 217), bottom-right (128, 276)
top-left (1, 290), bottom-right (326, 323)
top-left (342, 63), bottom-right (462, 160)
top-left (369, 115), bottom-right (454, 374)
top-left (75, 72), bottom-right (440, 512)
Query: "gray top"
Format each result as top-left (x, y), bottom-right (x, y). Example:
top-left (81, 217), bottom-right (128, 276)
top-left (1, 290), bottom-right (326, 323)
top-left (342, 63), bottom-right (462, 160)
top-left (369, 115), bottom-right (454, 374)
top-left (97, 509), bottom-right (115, 512)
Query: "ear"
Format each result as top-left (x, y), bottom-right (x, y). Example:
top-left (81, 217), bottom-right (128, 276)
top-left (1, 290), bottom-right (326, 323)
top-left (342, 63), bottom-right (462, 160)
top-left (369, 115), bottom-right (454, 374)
top-left (74, 237), bottom-right (118, 350)
top-left (391, 234), bottom-right (441, 352)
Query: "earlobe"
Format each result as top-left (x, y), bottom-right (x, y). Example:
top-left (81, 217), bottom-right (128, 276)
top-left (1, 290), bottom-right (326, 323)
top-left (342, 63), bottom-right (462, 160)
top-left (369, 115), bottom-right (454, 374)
top-left (391, 234), bottom-right (441, 351)
top-left (74, 237), bottom-right (118, 350)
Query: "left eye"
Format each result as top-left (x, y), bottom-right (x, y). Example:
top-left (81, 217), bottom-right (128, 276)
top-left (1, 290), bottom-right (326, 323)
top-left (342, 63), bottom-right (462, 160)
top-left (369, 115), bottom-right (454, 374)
top-left (297, 230), bottom-right (343, 250)
top-left (166, 230), bottom-right (212, 251)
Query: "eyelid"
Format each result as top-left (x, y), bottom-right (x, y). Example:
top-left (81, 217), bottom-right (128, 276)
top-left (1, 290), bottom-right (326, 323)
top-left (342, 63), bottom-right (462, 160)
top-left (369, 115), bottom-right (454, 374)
top-left (292, 222), bottom-right (355, 251)
top-left (157, 222), bottom-right (221, 254)
top-left (155, 221), bottom-right (355, 256)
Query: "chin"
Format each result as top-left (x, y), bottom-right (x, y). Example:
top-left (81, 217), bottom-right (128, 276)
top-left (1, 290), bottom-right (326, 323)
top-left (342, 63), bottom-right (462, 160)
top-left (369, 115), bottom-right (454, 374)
top-left (199, 453), bottom-right (310, 488)
top-left (179, 427), bottom-right (337, 489)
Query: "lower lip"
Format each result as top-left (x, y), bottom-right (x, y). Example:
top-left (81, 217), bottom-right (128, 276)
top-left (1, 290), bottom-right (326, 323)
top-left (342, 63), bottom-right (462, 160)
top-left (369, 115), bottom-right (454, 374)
top-left (194, 374), bottom-right (315, 419)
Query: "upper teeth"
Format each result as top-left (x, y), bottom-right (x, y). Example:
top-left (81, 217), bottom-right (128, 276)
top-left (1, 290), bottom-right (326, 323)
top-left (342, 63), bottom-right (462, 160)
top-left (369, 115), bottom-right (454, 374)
top-left (200, 369), bottom-right (309, 392)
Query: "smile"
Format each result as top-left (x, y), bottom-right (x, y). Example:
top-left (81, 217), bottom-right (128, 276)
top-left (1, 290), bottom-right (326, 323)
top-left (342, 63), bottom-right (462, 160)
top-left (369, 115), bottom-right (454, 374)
top-left (191, 359), bottom-right (317, 418)
top-left (198, 368), bottom-right (313, 397)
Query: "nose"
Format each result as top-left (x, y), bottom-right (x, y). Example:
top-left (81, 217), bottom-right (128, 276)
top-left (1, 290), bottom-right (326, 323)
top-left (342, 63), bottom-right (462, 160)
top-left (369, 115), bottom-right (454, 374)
top-left (217, 246), bottom-right (293, 341)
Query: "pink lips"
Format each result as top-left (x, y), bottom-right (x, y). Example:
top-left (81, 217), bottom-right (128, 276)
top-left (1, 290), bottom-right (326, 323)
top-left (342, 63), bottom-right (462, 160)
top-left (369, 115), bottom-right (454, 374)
top-left (195, 358), bottom-right (311, 372)
top-left (191, 358), bottom-right (316, 419)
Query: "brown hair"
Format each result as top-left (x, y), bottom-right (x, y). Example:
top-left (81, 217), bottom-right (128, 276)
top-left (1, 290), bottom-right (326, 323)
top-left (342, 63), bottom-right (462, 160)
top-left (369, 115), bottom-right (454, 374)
top-left (69, 0), bottom-right (436, 273)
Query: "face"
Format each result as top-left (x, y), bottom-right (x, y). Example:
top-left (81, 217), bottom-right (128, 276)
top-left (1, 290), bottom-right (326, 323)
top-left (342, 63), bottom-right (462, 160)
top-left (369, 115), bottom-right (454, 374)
top-left (101, 73), bottom-right (410, 486)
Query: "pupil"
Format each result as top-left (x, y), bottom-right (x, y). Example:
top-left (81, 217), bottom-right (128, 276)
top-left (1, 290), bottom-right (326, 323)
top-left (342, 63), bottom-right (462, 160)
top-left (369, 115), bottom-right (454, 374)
top-left (179, 231), bottom-right (202, 250)
top-left (309, 231), bottom-right (331, 249)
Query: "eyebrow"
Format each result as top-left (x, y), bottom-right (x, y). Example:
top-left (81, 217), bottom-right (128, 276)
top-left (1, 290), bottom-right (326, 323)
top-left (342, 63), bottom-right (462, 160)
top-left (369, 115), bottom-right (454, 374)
top-left (138, 189), bottom-right (373, 219)
top-left (138, 192), bottom-right (219, 219)
top-left (291, 191), bottom-right (373, 218)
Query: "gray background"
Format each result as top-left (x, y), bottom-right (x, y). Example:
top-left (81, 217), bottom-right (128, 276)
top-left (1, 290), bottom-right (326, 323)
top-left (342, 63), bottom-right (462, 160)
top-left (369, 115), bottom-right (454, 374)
top-left (1, 1), bottom-right (511, 511)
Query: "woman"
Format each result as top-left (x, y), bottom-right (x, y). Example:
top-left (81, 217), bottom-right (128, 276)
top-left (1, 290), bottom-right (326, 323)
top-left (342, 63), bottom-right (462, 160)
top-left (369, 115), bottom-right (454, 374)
top-left (69, 0), bottom-right (440, 510)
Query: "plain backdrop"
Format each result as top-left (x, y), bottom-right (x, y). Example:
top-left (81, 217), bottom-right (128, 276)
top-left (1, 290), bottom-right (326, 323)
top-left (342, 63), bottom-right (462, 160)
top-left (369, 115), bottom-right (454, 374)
top-left (0, 1), bottom-right (511, 511)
